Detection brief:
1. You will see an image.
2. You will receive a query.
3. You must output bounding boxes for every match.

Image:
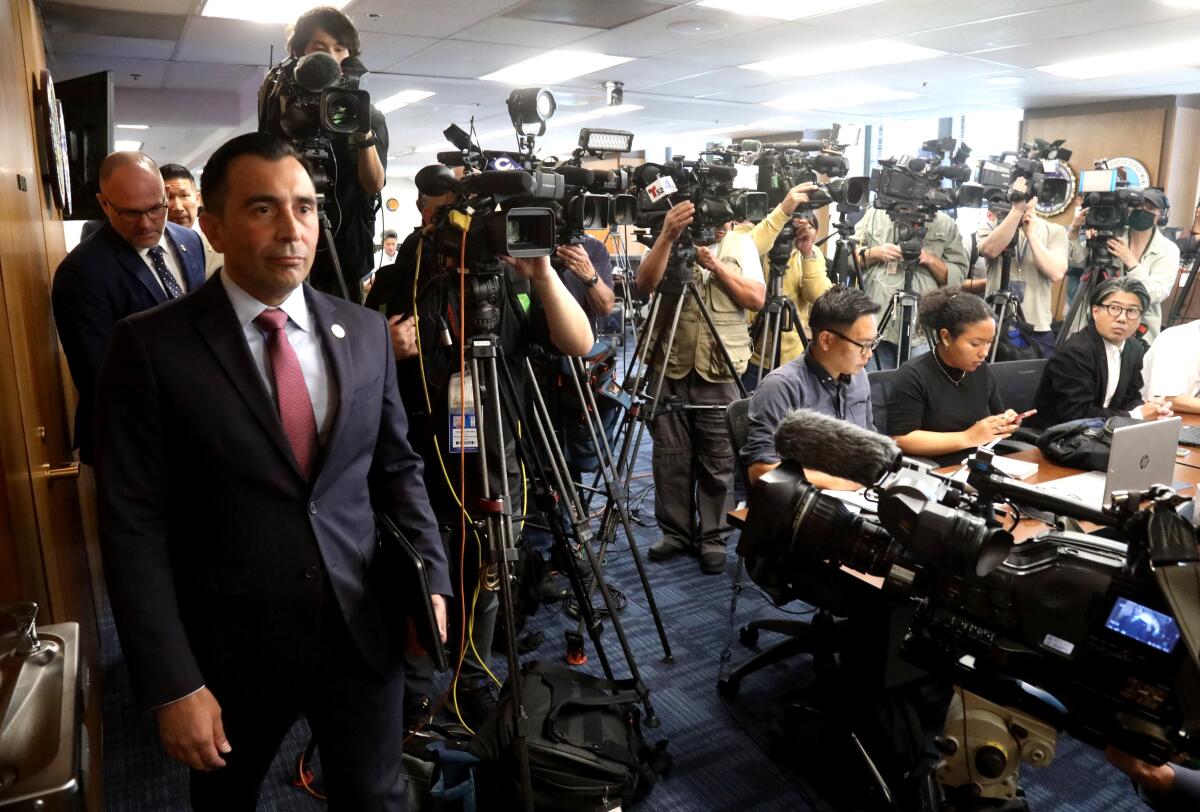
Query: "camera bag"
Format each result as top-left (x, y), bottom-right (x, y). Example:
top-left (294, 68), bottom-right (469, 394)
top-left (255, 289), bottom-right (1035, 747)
top-left (1036, 415), bottom-right (1138, 471)
top-left (468, 661), bottom-right (671, 811)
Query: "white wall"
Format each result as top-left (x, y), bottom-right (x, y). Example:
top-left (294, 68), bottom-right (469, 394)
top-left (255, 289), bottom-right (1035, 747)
top-left (375, 177), bottom-right (421, 244)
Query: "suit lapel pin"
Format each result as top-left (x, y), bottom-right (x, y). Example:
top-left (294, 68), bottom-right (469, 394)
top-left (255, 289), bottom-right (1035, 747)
top-left (331, 323), bottom-right (346, 339)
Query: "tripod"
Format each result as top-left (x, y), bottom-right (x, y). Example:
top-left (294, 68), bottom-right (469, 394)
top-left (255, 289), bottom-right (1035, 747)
top-left (1055, 233), bottom-right (1123, 350)
top-left (1166, 252), bottom-right (1200, 328)
top-left (748, 227), bottom-right (806, 388)
top-left (873, 217), bottom-right (929, 370)
top-left (986, 230), bottom-right (1030, 363)
top-left (453, 258), bottom-right (667, 807)
top-left (818, 204), bottom-right (866, 290)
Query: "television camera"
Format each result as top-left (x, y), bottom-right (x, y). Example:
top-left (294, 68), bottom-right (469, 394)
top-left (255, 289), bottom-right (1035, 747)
top-left (740, 123), bottom-right (871, 211)
top-left (739, 411), bottom-right (1200, 807)
top-left (976, 139), bottom-right (1073, 217)
top-left (631, 153), bottom-right (769, 247)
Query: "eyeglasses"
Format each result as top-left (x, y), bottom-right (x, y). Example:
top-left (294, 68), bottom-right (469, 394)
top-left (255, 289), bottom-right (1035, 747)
top-left (828, 329), bottom-right (882, 356)
top-left (103, 197), bottom-right (168, 223)
top-left (1096, 303), bottom-right (1143, 320)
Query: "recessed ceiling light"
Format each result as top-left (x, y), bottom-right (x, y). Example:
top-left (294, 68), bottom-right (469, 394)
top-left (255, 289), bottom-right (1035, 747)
top-left (116, 123), bottom-right (150, 130)
top-left (376, 90), bottom-right (435, 114)
top-left (201, 0), bottom-right (348, 24)
top-left (480, 51), bottom-right (634, 85)
top-left (667, 19), bottom-right (728, 35)
top-left (698, 0), bottom-right (885, 21)
top-left (986, 75), bottom-right (1025, 86)
top-left (1038, 40), bottom-right (1200, 79)
top-left (742, 41), bottom-right (944, 77)
top-left (764, 84), bottom-right (918, 110)
top-left (1158, 0), bottom-right (1200, 9)
top-left (114, 140), bottom-right (144, 151)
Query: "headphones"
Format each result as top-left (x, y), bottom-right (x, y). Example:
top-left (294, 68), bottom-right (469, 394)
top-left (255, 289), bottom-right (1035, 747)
top-left (1144, 187), bottom-right (1170, 227)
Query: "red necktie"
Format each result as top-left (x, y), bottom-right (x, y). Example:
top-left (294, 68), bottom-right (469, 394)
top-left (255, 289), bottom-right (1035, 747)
top-left (253, 308), bottom-right (318, 479)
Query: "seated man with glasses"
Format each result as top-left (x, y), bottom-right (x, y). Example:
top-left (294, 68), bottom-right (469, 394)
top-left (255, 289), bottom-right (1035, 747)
top-left (52, 150), bottom-right (206, 464)
top-left (1031, 276), bottom-right (1173, 429)
top-left (742, 286), bottom-right (880, 489)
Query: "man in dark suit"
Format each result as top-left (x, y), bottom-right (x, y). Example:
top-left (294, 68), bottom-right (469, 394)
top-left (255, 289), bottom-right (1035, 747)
top-left (94, 132), bottom-right (450, 811)
top-left (52, 151), bottom-right (206, 464)
top-left (1032, 276), bottom-right (1173, 427)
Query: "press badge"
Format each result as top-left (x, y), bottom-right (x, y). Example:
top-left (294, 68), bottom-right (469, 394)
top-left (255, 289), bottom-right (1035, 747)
top-left (448, 371), bottom-right (479, 453)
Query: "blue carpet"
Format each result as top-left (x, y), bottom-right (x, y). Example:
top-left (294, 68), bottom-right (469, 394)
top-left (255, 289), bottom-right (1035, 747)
top-left (99, 423), bottom-right (1147, 811)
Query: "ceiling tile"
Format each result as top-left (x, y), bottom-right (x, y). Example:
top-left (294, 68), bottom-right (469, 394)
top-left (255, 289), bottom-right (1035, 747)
top-left (49, 53), bottom-right (170, 88)
top-left (800, 0), bottom-right (1080, 38)
top-left (452, 16), bottom-right (603, 47)
top-left (46, 32), bottom-right (176, 61)
top-left (567, 4), bottom-right (776, 59)
top-left (502, 0), bottom-right (671, 29)
top-left (357, 32), bottom-right (440, 72)
top-left (48, 0), bottom-right (196, 14)
top-left (347, 0), bottom-right (518, 38)
top-left (385, 40), bottom-right (543, 79)
top-left (174, 17), bottom-right (288, 65)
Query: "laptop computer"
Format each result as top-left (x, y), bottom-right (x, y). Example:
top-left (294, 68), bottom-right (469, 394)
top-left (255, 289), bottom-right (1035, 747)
top-left (1039, 417), bottom-right (1182, 509)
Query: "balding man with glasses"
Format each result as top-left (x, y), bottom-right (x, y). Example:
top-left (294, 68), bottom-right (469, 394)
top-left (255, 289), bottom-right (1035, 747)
top-left (52, 150), bottom-right (206, 464)
top-left (742, 286), bottom-right (882, 491)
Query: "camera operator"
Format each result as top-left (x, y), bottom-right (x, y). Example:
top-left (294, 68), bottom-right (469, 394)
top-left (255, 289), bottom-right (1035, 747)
top-left (365, 189), bottom-right (592, 724)
top-left (741, 286), bottom-right (878, 489)
top-left (638, 201), bottom-right (763, 575)
top-left (973, 177), bottom-right (1069, 358)
top-left (854, 205), bottom-right (969, 369)
top-left (739, 184), bottom-right (833, 388)
top-left (1105, 746), bottom-right (1200, 810)
top-left (1173, 201), bottom-right (1200, 259)
top-left (1067, 188), bottom-right (1179, 341)
top-left (262, 7), bottom-right (388, 302)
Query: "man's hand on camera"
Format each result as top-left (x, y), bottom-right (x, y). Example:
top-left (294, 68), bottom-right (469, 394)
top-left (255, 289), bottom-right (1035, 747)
top-left (1070, 197), bottom-right (1088, 232)
top-left (661, 201), bottom-right (695, 243)
top-left (1021, 199), bottom-right (1039, 233)
top-left (1105, 745), bottom-right (1177, 795)
top-left (781, 183), bottom-right (820, 216)
top-left (512, 255), bottom-right (553, 281)
top-left (388, 315), bottom-right (418, 360)
top-left (869, 243), bottom-right (903, 264)
top-left (695, 245), bottom-right (722, 273)
top-left (555, 244), bottom-right (597, 283)
top-left (1107, 237), bottom-right (1139, 269)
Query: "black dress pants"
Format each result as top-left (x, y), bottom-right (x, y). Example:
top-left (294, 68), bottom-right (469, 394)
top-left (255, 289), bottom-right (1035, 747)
top-left (189, 598), bottom-right (406, 811)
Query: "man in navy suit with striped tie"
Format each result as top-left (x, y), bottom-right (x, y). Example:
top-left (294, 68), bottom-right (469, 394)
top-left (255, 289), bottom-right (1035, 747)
top-left (52, 151), bottom-right (206, 464)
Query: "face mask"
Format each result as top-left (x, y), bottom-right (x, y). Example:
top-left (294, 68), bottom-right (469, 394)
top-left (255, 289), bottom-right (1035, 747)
top-left (1127, 210), bottom-right (1156, 231)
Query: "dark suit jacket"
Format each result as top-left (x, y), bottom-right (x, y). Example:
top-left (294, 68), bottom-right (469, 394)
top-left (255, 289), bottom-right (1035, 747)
top-left (52, 220), bottom-right (206, 463)
top-left (1031, 322), bottom-right (1146, 428)
top-left (94, 273), bottom-right (451, 709)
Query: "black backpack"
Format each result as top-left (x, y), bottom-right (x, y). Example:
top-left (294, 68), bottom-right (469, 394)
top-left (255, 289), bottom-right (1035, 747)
top-left (468, 661), bottom-right (671, 811)
top-left (1036, 415), bottom-right (1138, 471)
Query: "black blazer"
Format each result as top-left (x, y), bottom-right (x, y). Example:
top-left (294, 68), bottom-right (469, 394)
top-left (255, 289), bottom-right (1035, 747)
top-left (1031, 322), bottom-right (1145, 428)
top-left (94, 273), bottom-right (451, 709)
top-left (52, 220), bottom-right (206, 463)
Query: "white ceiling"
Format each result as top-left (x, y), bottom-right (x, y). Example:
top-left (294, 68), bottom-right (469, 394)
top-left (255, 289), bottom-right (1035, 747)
top-left (41, 0), bottom-right (1200, 174)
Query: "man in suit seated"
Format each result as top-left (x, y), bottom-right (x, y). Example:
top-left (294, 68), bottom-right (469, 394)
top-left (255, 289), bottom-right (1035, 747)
top-left (93, 132), bottom-right (450, 810)
top-left (1032, 276), bottom-right (1173, 427)
top-left (741, 285), bottom-right (880, 488)
top-left (52, 151), bottom-right (206, 464)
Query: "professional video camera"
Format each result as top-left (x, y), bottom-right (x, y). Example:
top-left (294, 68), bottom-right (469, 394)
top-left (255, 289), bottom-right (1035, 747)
top-left (738, 410), bottom-right (1200, 807)
top-left (631, 152), bottom-right (769, 246)
top-left (871, 137), bottom-right (983, 220)
top-left (541, 133), bottom-right (639, 246)
top-left (1079, 162), bottom-right (1148, 233)
top-left (976, 139), bottom-right (1073, 216)
top-left (741, 123), bottom-right (871, 211)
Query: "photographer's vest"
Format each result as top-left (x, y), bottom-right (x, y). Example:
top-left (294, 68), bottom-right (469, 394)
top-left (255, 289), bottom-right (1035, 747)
top-left (649, 262), bottom-right (753, 383)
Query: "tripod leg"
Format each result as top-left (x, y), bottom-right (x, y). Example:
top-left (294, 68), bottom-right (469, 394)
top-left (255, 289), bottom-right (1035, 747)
top-left (565, 357), bottom-right (674, 665)
top-left (467, 345), bottom-right (533, 811)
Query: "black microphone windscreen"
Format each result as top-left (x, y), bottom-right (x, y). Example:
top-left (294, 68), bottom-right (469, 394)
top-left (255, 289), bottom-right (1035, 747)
top-left (460, 170), bottom-right (535, 197)
top-left (774, 409), bottom-right (900, 487)
top-left (294, 52), bottom-right (342, 92)
top-left (706, 165), bottom-right (738, 182)
top-left (437, 151), bottom-right (466, 167)
top-left (556, 166), bottom-right (595, 187)
top-left (589, 169), bottom-right (615, 185)
top-left (340, 56), bottom-right (367, 81)
top-left (415, 165), bottom-right (458, 196)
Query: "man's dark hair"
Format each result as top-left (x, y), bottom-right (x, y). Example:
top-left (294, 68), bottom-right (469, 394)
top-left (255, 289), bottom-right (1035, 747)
top-left (1090, 275), bottom-right (1150, 312)
top-left (918, 286), bottom-right (993, 339)
top-left (381, 229), bottom-right (398, 241)
top-left (287, 6), bottom-right (360, 58)
top-left (201, 132), bottom-right (304, 217)
top-left (810, 285), bottom-right (881, 337)
top-left (160, 164), bottom-right (195, 186)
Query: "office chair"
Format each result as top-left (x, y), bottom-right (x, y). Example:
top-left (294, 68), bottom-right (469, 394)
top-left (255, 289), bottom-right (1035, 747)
top-left (718, 397), bottom-right (848, 699)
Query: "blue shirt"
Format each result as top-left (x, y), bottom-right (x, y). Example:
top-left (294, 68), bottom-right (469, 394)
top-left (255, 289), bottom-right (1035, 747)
top-left (741, 352), bottom-right (874, 469)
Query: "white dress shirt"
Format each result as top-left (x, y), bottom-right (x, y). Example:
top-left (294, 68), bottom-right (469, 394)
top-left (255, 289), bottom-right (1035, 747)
top-left (1101, 338), bottom-right (1123, 408)
top-left (138, 234), bottom-right (186, 294)
top-left (220, 272), bottom-right (337, 443)
top-left (1142, 319), bottom-right (1200, 401)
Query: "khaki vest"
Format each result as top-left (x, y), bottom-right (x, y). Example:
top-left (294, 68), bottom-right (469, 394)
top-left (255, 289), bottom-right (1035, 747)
top-left (650, 265), bottom-right (752, 382)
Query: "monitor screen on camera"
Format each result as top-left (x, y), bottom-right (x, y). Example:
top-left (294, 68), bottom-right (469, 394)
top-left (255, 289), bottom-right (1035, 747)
top-left (1105, 597), bottom-right (1181, 654)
